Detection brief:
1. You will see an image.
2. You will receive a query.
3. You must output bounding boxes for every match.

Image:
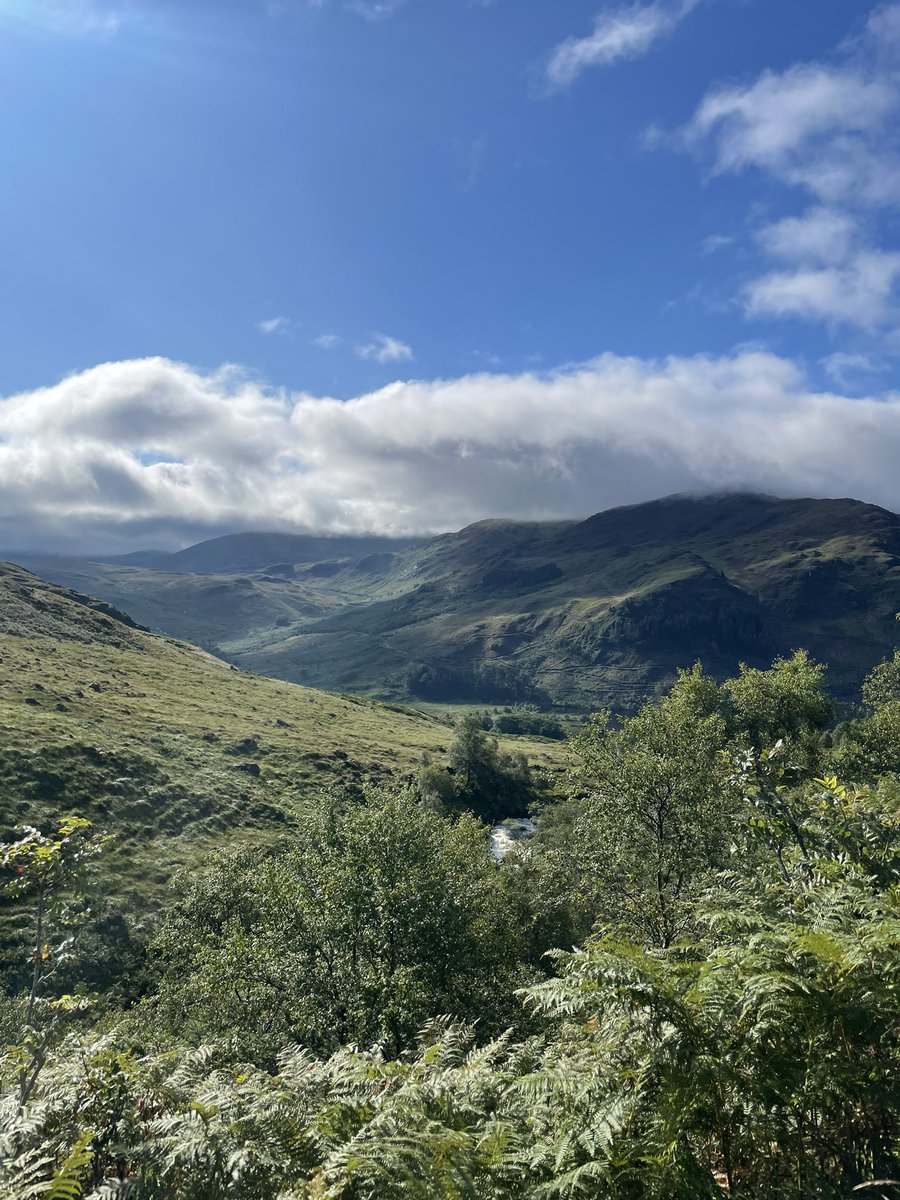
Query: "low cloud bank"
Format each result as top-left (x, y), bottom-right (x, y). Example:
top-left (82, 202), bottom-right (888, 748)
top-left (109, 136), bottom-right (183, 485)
top-left (1, 351), bottom-right (898, 552)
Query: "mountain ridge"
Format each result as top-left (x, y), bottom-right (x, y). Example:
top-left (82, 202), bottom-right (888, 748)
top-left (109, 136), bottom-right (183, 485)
top-left (11, 492), bottom-right (900, 711)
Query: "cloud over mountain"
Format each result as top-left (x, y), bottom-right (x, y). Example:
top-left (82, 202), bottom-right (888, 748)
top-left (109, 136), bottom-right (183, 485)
top-left (1, 353), bottom-right (899, 553)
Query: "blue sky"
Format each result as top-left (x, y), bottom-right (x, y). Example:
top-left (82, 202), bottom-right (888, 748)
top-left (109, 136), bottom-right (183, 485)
top-left (1, 0), bottom-right (900, 550)
top-left (1, 0), bottom-right (890, 394)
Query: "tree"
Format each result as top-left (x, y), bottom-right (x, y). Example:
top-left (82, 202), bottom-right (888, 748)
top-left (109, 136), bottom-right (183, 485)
top-left (151, 787), bottom-right (530, 1061)
top-left (832, 649), bottom-right (900, 781)
top-left (448, 714), bottom-right (534, 821)
top-left (724, 650), bottom-right (833, 766)
top-left (570, 669), bottom-right (733, 947)
top-left (861, 648), bottom-right (900, 710)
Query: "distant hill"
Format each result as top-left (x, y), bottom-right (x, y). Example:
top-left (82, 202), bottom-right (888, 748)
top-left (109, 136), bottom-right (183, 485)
top-left (14, 493), bottom-right (900, 710)
top-left (99, 531), bottom-right (426, 575)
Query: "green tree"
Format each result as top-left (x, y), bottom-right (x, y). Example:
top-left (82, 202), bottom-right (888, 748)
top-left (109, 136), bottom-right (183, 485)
top-left (570, 669), bottom-right (733, 947)
top-left (861, 648), bottom-right (900, 710)
top-left (449, 714), bottom-right (534, 821)
top-left (724, 650), bottom-right (833, 766)
top-left (151, 788), bottom-right (530, 1061)
top-left (832, 649), bottom-right (900, 781)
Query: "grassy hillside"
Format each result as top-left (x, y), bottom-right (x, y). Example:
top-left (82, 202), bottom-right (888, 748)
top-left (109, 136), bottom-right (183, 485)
top-left (15, 493), bottom-right (900, 710)
top-left (0, 563), bottom-right (568, 978)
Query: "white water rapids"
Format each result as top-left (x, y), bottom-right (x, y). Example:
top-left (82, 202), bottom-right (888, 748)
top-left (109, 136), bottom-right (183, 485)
top-left (489, 818), bottom-right (537, 860)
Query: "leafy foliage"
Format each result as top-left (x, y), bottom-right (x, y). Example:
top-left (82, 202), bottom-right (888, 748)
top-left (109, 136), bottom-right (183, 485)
top-left (4, 647), bottom-right (900, 1198)
top-left (569, 667), bottom-right (733, 946)
top-left (149, 788), bottom-right (536, 1061)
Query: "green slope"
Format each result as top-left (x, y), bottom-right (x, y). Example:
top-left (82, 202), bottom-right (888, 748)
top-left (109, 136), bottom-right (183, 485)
top-left (0, 563), bottom-right (569, 973)
top-left (15, 493), bottom-right (900, 710)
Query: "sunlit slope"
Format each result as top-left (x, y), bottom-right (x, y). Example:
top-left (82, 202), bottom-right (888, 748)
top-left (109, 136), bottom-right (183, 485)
top-left (0, 563), bottom-right (568, 884)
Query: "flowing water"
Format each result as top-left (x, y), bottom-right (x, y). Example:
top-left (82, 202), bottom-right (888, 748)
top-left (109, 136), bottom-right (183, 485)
top-left (489, 817), bottom-right (536, 860)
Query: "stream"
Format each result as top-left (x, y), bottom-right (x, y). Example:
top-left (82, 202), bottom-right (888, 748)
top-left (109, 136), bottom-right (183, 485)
top-left (489, 817), bottom-right (537, 860)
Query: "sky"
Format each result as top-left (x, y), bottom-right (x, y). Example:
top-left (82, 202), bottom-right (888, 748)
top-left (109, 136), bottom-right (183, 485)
top-left (2, 0), bottom-right (900, 550)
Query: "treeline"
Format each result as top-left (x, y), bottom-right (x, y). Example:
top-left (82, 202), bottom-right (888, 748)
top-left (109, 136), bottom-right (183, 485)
top-left (469, 705), bottom-right (568, 740)
top-left (2, 649), bottom-right (900, 1197)
top-left (406, 659), bottom-right (548, 704)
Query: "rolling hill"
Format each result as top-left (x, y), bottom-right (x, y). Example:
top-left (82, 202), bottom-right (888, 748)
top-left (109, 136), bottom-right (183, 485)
top-left (0, 562), bottom-right (569, 979)
top-left (14, 493), bottom-right (900, 711)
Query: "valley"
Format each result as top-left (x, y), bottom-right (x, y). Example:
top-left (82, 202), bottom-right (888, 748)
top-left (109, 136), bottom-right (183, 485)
top-left (16, 492), bottom-right (900, 712)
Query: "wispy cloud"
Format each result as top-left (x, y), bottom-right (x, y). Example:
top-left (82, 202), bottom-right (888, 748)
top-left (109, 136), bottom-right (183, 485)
top-left (681, 5), bottom-right (900, 208)
top-left (700, 233), bottom-right (734, 256)
top-left (347, 0), bottom-right (404, 20)
top-left (744, 248), bottom-right (900, 329)
top-left (2, 0), bottom-right (129, 36)
top-left (545, 0), bottom-right (699, 91)
top-left (356, 334), bottom-right (414, 364)
top-left (313, 333), bottom-right (342, 350)
top-left (257, 316), bottom-right (295, 337)
top-left (265, 0), bottom-right (401, 19)
top-left (755, 207), bottom-right (857, 265)
top-left (821, 351), bottom-right (886, 390)
top-left (678, 4), bottom-right (900, 330)
top-left (266, 1), bottom-right (327, 13)
top-left (683, 63), bottom-right (899, 205)
top-left (459, 135), bottom-right (488, 193)
top-left (740, 207), bottom-right (900, 329)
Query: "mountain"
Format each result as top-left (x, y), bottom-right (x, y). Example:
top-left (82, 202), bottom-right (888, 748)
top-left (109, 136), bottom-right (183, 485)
top-left (13, 493), bottom-right (900, 710)
top-left (0, 561), bottom-right (569, 977)
top-left (98, 531), bottom-right (426, 575)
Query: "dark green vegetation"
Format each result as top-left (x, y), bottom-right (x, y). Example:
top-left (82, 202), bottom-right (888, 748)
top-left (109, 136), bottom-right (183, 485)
top-left (3, 564), bottom-right (900, 1198)
top-left (17, 493), bottom-right (900, 711)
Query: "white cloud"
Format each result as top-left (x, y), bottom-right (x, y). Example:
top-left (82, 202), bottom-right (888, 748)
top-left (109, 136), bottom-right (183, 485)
top-left (545, 0), bottom-right (699, 90)
top-left (821, 351), bottom-right (885, 389)
top-left (865, 2), bottom-right (900, 52)
top-left (460, 135), bottom-right (488, 193)
top-left (258, 316), bottom-right (295, 336)
top-left (265, 1), bottom-right (326, 13)
top-left (700, 233), bottom-right (734, 256)
top-left (265, 0), bottom-right (401, 18)
top-left (744, 207), bottom-right (900, 328)
top-left (356, 334), bottom-right (414, 364)
top-left (679, 6), bottom-right (900, 330)
top-left (314, 333), bottom-right (342, 350)
top-left (682, 6), bottom-right (900, 208)
top-left (756, 207), bottom-right (858, 265)
top-left (684, 64), bottom-right (897, 201)
top-left (2, 352), bottom-right (900, 553)
top-left (348, 0), bottom-right (404, 20)
top-left (743, 250), bottom-right (900, 328)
